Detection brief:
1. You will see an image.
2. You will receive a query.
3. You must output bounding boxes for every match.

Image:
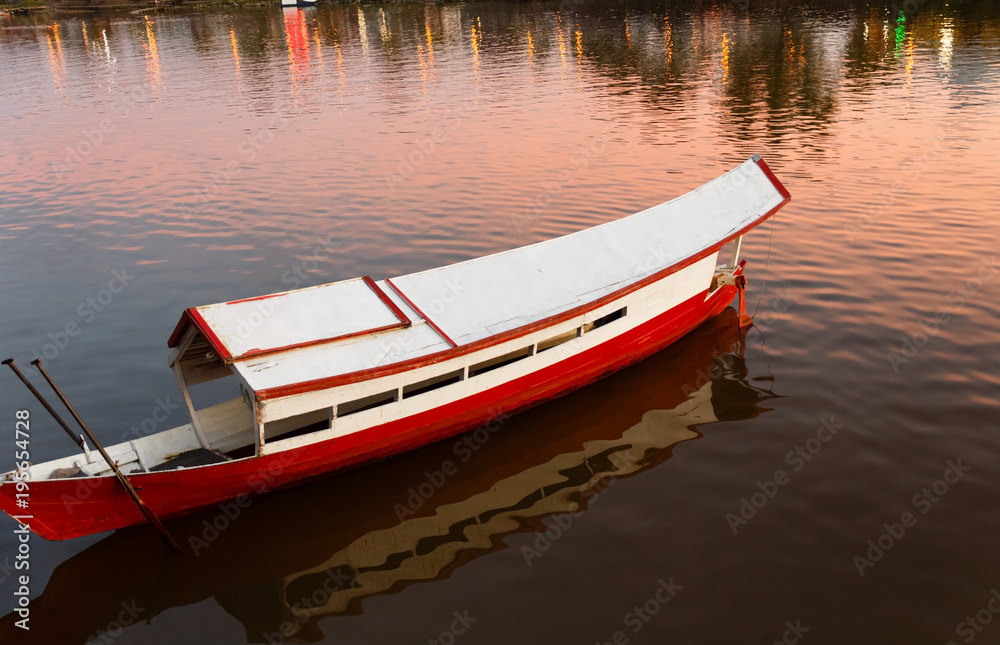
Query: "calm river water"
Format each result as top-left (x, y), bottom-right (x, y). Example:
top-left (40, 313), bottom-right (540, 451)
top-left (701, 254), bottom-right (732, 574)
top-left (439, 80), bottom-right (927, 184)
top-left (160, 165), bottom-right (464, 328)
top-left (1, 1), bottom-right (999, 643)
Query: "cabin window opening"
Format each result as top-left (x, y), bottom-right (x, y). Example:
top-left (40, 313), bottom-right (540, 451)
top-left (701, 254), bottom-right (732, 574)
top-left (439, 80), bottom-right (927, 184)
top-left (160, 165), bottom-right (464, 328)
top-left (537, 329), bottom-right (578, 353)
top-left (263, 408), bottom-right (331, 442)
top-left (338, 390), bottom-right (397, 417)
top-left (403, 369), bottom-right (464, 399)
top-left (185, 369), bottom-right (240, 411)
top-left (583, 307), bottom-right (627, 333)
top-left (469, 346), bottom-right (532, 377)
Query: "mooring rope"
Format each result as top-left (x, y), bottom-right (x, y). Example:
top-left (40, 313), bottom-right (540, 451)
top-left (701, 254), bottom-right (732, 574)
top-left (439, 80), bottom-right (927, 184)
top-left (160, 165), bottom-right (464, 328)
top-left (751, 212), bottom-right (777, 318)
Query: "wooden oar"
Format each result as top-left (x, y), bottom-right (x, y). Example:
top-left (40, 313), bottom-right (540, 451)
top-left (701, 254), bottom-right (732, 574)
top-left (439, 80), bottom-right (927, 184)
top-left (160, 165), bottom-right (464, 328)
top-left (30, 359), bottom-right (181, 553)
top-left (3, 358), bottom-right (88, 451)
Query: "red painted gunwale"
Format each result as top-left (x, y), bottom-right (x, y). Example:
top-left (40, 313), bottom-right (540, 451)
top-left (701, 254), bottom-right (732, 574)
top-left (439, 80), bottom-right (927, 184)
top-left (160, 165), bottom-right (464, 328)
top-left (0, 278), bottom-right (742, 541)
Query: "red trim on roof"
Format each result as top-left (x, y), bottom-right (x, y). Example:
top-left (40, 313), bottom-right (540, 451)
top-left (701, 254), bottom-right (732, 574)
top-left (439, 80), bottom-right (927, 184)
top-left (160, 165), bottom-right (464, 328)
top-left (167, 310), bottom-right (193, 348)
top-left (167, 308), bottom-right (233, 361)
top-left (754, 157), bottom-right (792, 202)
top-left (363, 276), bottom-right (412, 327)
top-left (256, 198), bottom-right (788, 401)
top-left (225, 322), bottom-right (409, 363)
top-left (188, 308), bottom-right (235, 362)
top-left (384, 278), bottom-right (459, 348)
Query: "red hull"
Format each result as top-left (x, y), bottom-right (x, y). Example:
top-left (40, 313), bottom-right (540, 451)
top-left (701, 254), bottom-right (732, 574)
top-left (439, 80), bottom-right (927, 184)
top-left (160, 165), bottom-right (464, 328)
top-left (0, 282), bottom-right (740, 541)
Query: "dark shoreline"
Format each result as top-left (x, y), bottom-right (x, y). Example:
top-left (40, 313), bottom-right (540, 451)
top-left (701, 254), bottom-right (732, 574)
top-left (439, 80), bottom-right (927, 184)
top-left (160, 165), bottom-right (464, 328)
top-left (1, 0), bottom-right (988, 18)
top-left (1, 0), bottom-right (385, 14)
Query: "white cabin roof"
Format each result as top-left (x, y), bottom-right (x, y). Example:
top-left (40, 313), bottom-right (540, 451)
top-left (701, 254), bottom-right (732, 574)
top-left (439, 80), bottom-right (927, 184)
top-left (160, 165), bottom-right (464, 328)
top-left (168, 156), bottom-right (789, 396)
top-left (184, 277), bottom-right (410, 362)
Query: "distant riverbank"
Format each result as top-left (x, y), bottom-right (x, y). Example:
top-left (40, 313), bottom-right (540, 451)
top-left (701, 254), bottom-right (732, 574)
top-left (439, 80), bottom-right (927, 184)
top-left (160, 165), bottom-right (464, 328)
top-left (0, 0), bottom-right (371, 13)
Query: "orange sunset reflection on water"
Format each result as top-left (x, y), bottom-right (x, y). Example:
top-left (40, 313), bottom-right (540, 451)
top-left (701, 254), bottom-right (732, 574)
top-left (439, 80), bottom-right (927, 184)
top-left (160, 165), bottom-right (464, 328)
top-left (1, 2), bottom-right (1000, 643)
top-left (0, 2), bottom-right (995, 320)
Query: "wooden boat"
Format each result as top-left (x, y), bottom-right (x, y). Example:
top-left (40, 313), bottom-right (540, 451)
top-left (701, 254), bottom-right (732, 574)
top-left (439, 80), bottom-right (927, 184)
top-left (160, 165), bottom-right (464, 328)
top-left (0, 155), bottom-right (789, 542)
top-left (0, 310), bottom-right (774, 642)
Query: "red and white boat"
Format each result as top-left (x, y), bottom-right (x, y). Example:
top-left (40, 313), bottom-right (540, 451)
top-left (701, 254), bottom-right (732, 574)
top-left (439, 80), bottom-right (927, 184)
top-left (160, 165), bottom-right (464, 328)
top-left (0, 155), bottom-right (789, 541)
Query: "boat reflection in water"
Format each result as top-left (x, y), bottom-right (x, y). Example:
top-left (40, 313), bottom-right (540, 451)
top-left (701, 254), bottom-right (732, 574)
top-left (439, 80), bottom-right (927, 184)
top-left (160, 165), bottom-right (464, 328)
top-left (1, 309), bottom-right (776, 644)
